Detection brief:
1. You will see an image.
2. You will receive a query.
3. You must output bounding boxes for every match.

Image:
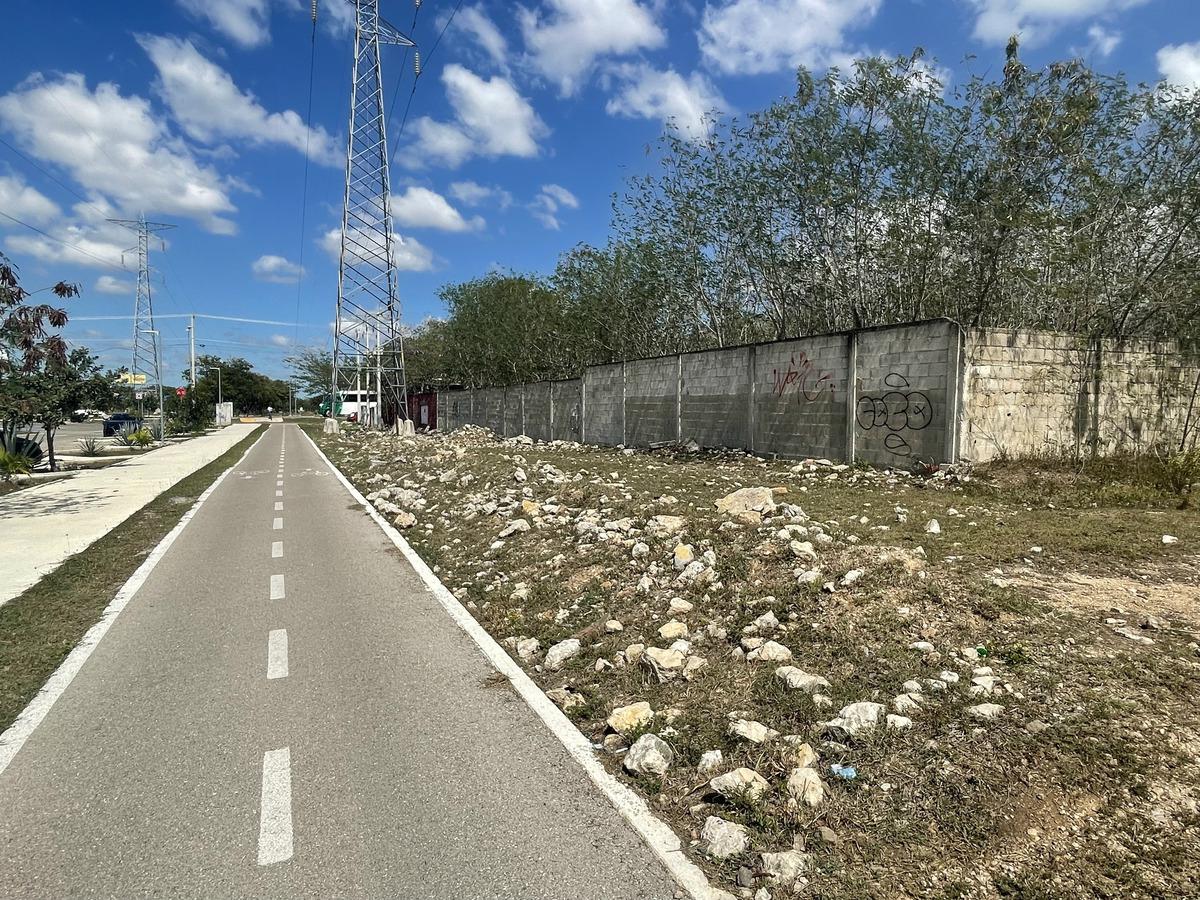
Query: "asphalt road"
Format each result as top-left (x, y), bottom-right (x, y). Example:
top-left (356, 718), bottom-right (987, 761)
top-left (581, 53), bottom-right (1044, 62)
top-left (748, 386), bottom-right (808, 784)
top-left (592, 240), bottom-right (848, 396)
top-left (0, 424), bottom-right (680, 899)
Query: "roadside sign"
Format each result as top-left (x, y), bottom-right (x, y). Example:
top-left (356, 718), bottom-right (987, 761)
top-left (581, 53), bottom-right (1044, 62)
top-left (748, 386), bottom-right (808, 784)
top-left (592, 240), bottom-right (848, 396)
top-left (119, 373), bottom-right (148, 385)
top-left (176, 387), bottom-right (186, 397)
top-left (134, 391), bottom-right (144, 400)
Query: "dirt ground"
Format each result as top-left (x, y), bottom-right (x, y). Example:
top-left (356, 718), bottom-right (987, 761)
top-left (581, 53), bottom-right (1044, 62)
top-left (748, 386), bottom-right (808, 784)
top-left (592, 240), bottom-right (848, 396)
top-left (314, 423), bottom-right (1200, 899)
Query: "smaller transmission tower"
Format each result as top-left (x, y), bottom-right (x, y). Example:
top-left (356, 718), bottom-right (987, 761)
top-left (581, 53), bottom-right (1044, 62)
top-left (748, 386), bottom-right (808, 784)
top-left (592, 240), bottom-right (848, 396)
top-left (110, 214), bottom-right (174, 397)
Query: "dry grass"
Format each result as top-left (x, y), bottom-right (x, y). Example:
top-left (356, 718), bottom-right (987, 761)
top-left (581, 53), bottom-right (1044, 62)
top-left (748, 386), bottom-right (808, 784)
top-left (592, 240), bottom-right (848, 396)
top-left (313, 423), bottom-right (1200, 899)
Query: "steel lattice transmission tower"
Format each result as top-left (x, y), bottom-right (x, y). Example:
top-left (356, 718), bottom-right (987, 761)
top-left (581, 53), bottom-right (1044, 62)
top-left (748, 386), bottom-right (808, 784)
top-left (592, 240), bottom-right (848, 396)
top-left (110, 214), bottom-right (174, 400)
top-left (331, 0), bottom-right (416, 433)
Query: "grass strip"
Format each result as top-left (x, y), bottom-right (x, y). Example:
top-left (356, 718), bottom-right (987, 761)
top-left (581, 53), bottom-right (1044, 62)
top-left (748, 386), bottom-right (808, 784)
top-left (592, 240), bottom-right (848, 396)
top-left (0, 425), bottom-right (264, 731)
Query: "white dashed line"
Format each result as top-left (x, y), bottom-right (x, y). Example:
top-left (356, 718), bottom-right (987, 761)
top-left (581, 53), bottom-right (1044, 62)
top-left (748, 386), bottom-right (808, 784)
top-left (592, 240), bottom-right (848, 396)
top-left (272, 541), bottom-right (283, 558)
top-left (275, 490), bottom-right (283, 497)
top-left (257, 748), bottom-right (293, 866)
top-left (270, 574), bottom-right (285, 600)
top-left (267, 629), bottom-right (289, 679)
top-left (273, 517), bottom-right (283, 530)
top-left (273, 501), bottom-right (283, 511)
top-left (276, 480), bottom-right (283, 487)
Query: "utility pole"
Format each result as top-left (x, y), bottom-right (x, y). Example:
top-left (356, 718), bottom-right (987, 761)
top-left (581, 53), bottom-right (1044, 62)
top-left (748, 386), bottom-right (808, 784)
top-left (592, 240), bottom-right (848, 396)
top-left (110, 214), bottom-right (175, 409)
top-left (188, 313), bottom-right (196, 387)
top-left (328, 0), bottom-right (418, 435)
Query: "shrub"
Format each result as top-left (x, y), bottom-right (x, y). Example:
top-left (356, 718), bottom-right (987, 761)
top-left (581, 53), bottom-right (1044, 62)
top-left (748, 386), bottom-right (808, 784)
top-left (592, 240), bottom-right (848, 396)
top-left (131, 427), bottom-right (156, 448)
top-left (0, 449), bottom-right (33, 481)
top-left (76, 437), bottom-right (104, 457)
top-left (1154, 448), bottom-right (1200, 507)
top-left (113, 429), bottom-right (139, 448)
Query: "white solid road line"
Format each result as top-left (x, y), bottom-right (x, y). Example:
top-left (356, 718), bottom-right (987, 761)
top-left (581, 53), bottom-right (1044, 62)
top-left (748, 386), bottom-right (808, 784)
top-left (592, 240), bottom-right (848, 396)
top-left (257, 748), bottom-right (293, 866)
top-left (0, 431), bottom-right (268, 778)
top-left (273, 517), bottom-right (283, 530)
top-left (272, 541), bottom-right (283, 558)
top-left (301, 430), bottom-right (728, 900)
top-left (270, 574), bottom-right (285, 600)
top-left (267, 629), bottom-right (289, 679)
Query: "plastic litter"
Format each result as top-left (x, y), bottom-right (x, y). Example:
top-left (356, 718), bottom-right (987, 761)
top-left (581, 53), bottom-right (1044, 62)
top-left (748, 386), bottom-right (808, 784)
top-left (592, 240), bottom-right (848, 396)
top-left (830, 763), bottom-right (857, 781)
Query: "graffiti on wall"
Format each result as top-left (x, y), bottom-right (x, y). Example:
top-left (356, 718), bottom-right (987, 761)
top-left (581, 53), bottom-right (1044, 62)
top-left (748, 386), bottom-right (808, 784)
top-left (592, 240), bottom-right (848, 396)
top-left (855, 372), bottom-right (933, 457)
top-left (771, 352), bottom-right (837, 402)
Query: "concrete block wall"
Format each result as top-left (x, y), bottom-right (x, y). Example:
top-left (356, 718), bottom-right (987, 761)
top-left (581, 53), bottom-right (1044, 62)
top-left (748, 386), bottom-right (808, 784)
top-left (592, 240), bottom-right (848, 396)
top-left (551, 379), bottom-right (583, 442)
top-left (855, 320), bottom-right (960, 467)
top-left (961, 329), bottom-right (1200, 461)
top-left (584, 363), bottom-right (624, 445)
top-left (754, 335), bottom-right (850, 460)
top-left (624, 356), bottom-right (679, 446)
top-left (681, 347), bottom-right (751, 448)
top-left (523, 382), bottom-right (552, 442)
top-left (502, 387), bottom-right (522, 437)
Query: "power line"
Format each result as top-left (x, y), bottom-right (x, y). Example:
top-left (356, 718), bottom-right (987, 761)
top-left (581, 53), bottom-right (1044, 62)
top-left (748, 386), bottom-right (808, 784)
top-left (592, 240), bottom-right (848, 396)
top-left (387, 0), bottom-right (464, 171)
top-left (70, 314), bottom-right (323, 327)
top-left (0, 209), bottom-right (127, 270)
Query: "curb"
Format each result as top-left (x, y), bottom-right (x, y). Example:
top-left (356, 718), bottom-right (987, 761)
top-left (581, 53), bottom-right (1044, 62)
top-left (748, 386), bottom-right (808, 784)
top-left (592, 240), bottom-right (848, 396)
top-left (303, 427), bottom-right (735, 900)
top-left (0, 429), bottom-right (268, 777)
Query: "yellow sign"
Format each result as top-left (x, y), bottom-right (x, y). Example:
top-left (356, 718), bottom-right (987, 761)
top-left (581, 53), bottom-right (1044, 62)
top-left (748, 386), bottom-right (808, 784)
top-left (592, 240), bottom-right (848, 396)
top-left (118, 373), bottom-right (148, 385)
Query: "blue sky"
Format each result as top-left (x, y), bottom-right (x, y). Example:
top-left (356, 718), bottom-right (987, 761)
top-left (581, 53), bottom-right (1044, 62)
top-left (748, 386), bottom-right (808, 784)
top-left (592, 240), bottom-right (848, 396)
top-left (1, 0), bottom-right (1198, 381)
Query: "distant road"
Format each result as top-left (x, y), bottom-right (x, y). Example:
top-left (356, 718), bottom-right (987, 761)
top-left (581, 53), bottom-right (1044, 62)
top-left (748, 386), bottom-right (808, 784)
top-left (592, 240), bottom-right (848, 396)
top-left (0, 424), bottom-right (679, 899)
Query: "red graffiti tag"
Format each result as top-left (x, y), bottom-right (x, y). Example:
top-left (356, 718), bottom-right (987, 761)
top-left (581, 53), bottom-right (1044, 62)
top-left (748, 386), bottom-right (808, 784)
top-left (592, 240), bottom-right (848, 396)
top-left (771, 353), bottom-right (836, 402)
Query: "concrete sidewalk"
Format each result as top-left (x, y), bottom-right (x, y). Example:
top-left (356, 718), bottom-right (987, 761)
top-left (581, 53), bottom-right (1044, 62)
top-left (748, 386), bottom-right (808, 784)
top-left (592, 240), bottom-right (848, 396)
top-left (0, 424), bottom-right (258, 607)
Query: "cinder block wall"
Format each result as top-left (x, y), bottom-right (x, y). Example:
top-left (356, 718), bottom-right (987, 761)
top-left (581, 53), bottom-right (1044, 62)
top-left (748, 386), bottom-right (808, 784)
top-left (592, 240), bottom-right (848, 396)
top-left (681, 346), bottom-right (751, 448)
top-left (437, 320), bottom-right (964, 464)
top-left (754, 334), bottom-right (850, 461)
top-left (961, 329), bottom-right (1200, 461)
top-left (624, 357), bottom-right (679, 446)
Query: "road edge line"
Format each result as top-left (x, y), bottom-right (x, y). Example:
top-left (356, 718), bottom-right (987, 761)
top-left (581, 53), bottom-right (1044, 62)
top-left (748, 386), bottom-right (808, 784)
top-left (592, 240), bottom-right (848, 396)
top-left (303, 427), bottom-right (734, 900)
top-left (0, 428), bottom-right (268, 777)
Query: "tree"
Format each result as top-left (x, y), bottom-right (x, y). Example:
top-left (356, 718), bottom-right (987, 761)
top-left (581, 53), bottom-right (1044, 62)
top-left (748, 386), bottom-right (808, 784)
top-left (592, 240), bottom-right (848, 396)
top-left (26, 348), bottom-right (113, 471)
top-left (283, 346), bottom-right (331, 404)
top-left (0, 253), bottom-right (79, 463)
top-left (193, 355), bottom-right (288, 415)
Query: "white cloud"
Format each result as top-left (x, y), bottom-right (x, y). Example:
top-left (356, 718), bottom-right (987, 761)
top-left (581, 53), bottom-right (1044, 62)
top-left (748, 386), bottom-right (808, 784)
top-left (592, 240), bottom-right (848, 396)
top-left (529, 184), bottom-right (579, 230)
top-left (139, 36), bottom-right (341, 167)
top-left (319, 228), bottom-right (434, 272)
top-left (966, 0), bottom-right (1148, 46)
top-left (0, 73), bottom-right (238, 234)
top-left (449, 180), bottom-right (513, 209)
top-left (699, 0), bottom-right (880, 75)
top-left (392, 186), bottom-right (484, 231)
top-left (94, 274), bottom-right (134, 295)
top-left (456, 6), bottom-right (509, 70)
top-left (252, 253), bottom-right (305, 283)
top-left (519, 0), bottom-right (666, 95)
top-left (177, 0), bottom-right (271, 48)
top-left (4, 225), bottom-right (129, 270)
top-left (0, 173), bottom-right (60, 225)
top-left (408, 65), bottom-right (547, 168)
top-left (1085, 24), bottom-right (1121, 58)
top-left (1158, 41), bottom-right (1200, 88)
top-left (606, 64), bottom-right (727, 139)
top-left (270, 333), bottom-right (291, 346)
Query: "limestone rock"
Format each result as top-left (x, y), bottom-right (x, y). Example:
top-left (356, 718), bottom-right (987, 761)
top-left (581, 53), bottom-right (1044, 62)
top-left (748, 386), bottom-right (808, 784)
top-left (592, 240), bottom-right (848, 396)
top-left (729, 719), bottom-right (779, 744)
top-left (607, 701), bottom-right (654, 735)
top-left (647, 514), bottom-right (686, 536)
top-left (544, 638), bottom-right (581, 671)
top-left (775, 666), bottom-right (830, 693)
top-left (673, 544), bottom-right (696, 570)
top-left (624, 733), bottom-right (673, 776)
top-left (785, 767), bottom-right (826, 808)
top-left (760, 850), bottom-right (810, 885)
top-left (747, 640), bottom-right (792, 663)
top-left (716, 487), bottom-right (777, 517)
top-left (701, 816), bottom-right (750, 860)
top-left (498, 519), bottom-right (531, 538)
top-left (516, 637), bottom-right (541, 661)
top-left (605, 619), bottom-right (624, 633)
top-left (710, 767), bottom-right (770, 802)
top-left (697, 749), bottom-right (724, 776)
top-left (825, 701), bottom-right (885, 738)
top-left (642, 646), bottom-right (685, 682)
top-left (658, 619), bottom-right (690, 640)
top-left (968, 703), bottom-right (1004, 720)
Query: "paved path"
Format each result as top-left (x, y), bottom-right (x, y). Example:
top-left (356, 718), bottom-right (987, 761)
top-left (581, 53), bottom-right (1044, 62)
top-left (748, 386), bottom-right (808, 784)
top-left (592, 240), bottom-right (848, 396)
top-left (0, 424), bottom-right (680, 899)
top-left (0, 424), bottom-right (258, 606)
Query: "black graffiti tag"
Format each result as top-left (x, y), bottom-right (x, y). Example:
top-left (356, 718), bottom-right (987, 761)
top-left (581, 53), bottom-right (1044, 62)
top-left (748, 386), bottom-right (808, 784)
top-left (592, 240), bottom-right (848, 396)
top-left (855, 373), bottom-right (933, 457)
